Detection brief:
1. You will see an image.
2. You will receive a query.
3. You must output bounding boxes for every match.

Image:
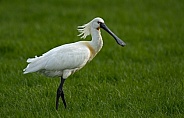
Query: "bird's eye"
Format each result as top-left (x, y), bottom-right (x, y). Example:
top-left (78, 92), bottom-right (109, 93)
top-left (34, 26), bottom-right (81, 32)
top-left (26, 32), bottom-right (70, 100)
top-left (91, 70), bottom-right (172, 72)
top-left (97, 21), bottom-right (101, 24)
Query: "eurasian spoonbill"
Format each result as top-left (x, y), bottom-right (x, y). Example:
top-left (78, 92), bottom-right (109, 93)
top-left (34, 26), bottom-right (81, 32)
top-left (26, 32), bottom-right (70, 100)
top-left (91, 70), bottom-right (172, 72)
top-left (23, 17), bottom-right (126, 110)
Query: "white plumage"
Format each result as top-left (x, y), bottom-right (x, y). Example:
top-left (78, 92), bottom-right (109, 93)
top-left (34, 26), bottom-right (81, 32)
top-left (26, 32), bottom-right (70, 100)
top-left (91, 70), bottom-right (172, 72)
top-left (23, 17), bottom-right (126, 110)
top-left (24, 18), bottom-right (105, 79)
top-left (24, 42), bottom-right (92, 78)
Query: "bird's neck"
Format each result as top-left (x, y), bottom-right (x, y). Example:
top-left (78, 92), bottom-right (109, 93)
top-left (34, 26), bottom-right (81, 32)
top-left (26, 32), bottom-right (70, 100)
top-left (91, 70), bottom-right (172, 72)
top-left (89, 28), bottom-right (103, 54)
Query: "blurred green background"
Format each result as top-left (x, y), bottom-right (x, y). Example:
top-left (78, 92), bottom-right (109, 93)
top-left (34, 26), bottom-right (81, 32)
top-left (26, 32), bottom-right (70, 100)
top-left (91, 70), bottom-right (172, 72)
top-left (0, 0), bottom-right (184, 117)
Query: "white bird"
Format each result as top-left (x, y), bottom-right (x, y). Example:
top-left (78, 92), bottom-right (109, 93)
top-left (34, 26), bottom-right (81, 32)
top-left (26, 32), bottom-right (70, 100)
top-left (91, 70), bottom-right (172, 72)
top-left (23, 17), bottom-right (126, 110)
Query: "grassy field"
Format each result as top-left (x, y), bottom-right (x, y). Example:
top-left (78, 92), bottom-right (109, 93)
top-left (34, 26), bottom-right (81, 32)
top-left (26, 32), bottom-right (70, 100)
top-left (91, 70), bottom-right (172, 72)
top-left (0, 0), bottom-right (184, 117)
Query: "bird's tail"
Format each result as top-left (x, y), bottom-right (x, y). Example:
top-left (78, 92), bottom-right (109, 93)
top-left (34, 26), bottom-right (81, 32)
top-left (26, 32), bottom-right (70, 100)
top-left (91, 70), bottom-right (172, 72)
top-left (23, 56), bottom-right (45, 74)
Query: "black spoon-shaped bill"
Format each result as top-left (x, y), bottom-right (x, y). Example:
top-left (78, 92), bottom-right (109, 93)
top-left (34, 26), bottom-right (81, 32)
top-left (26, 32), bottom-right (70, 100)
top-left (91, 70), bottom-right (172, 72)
top-left (100, 23), bottom-right (126, 47)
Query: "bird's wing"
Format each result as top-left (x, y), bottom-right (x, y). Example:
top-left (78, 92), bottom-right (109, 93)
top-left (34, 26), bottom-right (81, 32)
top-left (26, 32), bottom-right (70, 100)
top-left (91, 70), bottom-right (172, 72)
top-left (44, 42), bottom-right (90, 70)
top-left (24, 42), bottom-right (91, 73)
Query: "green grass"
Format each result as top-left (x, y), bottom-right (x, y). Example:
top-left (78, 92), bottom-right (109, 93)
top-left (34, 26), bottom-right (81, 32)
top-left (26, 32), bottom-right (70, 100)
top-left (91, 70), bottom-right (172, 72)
top-left (0, 0), bottom-right (184, 117)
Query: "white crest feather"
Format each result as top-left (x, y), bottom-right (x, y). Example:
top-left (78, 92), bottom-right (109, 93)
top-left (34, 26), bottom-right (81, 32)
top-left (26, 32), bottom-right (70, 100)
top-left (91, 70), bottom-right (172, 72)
top-left (77, 22), bottom-right (91, 39)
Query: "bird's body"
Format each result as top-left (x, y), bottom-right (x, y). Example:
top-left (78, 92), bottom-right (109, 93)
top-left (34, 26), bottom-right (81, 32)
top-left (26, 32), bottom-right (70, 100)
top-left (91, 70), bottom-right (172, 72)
top-left (23, 17), bottom-right (126, 110)
top-left (24, 40), bottom-right (102, 78)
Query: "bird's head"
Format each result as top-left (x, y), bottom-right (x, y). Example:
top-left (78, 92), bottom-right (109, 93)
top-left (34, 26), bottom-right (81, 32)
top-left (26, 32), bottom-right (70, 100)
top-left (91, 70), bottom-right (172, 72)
top-left (91, 17), bottom-right (104, 30)
top-left (78, 17), bottom-right (126, 47)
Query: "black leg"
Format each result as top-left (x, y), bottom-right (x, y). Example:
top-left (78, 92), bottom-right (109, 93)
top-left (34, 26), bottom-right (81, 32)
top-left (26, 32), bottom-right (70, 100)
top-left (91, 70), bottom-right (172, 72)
top-left (56, 77), bottom-right (66, 110)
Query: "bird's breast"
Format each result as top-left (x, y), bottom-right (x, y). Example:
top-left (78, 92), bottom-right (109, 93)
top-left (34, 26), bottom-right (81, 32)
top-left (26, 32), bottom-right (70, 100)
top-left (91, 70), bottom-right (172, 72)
top-left (82, 42), bottom-right (96, 61)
